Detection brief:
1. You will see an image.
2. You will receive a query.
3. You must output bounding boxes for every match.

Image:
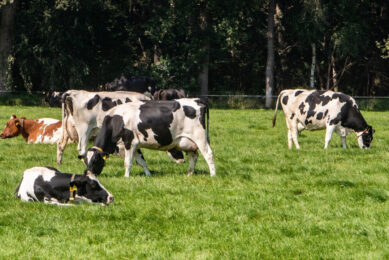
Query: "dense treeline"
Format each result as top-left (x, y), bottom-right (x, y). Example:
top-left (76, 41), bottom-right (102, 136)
top-left (0, 0), bottom-right (388, 96)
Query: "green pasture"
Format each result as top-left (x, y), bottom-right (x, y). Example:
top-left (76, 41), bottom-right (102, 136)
top-left (0, 106), bottom-right (388, 259)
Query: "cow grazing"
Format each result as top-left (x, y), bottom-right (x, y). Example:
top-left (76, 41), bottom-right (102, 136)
top-left (104, 76), bottom-right (156, 97)
top-left (44, 91), bottom-right (64, 107)
top-left (153, 88), bottom-right (186, 100)
top-left (82, 98), bottom-right (215, 177)
top-left (15, 167), bottom-right (114, 206)
top-left (57, 90), bottom-right (184, 165)
top-left (273, 89), bottom-right (374, 149)
top-left (1, 115), bottom-right (64, 144)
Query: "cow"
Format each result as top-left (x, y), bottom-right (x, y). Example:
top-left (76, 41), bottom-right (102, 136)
top-left (15, 166), bottom-right (114, 206)
top-left (82, 98), bottom-right (215, 177)
top-left (272, 89), bottom-right (375, 149)
top-left (153, 88), bottom-right (186, 100)
top-left (44, 91), bottom-right (64, 107)
top-left (104, 76), bottom-right (156, 97)
top-left (1, 115), bottom-right (65, 144)
top-left (57, 90), bottom-right (184, 165)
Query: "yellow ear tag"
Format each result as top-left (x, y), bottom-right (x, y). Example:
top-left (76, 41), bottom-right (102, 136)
top-left (69, 185), bottom-right (77, 201)
top-left (15, 122), bottom-right (19, 126)
top-left (102, 155), bottom-right (107, 160)
top-left (80, 158), bottom-right (84, 161)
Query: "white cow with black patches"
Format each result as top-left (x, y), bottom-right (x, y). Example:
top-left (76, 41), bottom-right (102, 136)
top-left (15, 167), bottom-right (114, 206)
top-left (273, 89), bottom-right (374, 149)
top-left (83, 98), bottom-right (215, 177)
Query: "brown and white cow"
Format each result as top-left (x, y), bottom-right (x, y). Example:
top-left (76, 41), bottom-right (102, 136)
top-left (1, 115), bottom-right (65, 144)
top-left (273, 89), bottom-right (374, 149)
top-left (82, 98), bottom-right (215, 177)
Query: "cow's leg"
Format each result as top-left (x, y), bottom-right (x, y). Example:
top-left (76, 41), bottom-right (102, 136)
top-left (124, 145), bottom-right (137, 178)
top-left (194, 140), bottom-right (215, 177)
top-left (57, 131), bottom-right (69, 165)
top-left (335, 127), bottom-right (347, 148)
top-left (290, 119), bottom-right (300, 149)
top-left (77, 124), bottom-right (93, 157)
top-left (324, 125), bottom-right (337, 148)
top-left (187, 151), bottom-right (199, 176)
top-left (285, 118), bottom-right (293, 149)
top-left (134, 149), bottom-right (151, 176)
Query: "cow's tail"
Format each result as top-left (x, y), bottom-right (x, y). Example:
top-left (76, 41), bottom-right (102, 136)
top-left (206, 103), bottom-right (210, 143)
top-left (272, 91), bottom-right (284, 127)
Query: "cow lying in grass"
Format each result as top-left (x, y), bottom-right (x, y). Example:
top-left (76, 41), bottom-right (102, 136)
top-left (15, 167), bottom-right (114, 206)
top-left (273, 89), bottom-right (374, 149)
top-left (0, 115), bottom-right (67, 144)
top-left (82, 98), bottom-right (216, 177)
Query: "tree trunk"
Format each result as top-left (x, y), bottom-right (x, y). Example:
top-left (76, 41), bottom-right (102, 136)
top-left (331, 54), bottom-right (338, 91)
top-left (265, 0), bottom-right (275, 108)
top-left (310, 43), bottom-right (316, 88)
top-left (0, 1), bottom-right (17, 90)
top-left (198, 2), bottom-right (209, 100)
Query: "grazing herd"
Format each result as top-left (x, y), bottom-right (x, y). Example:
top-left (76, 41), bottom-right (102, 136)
top-left (1, 84), bottom-right (375, 206)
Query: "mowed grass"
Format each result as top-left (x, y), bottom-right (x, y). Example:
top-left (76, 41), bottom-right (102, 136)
top-left (0, 105), bottom-right (388, 259)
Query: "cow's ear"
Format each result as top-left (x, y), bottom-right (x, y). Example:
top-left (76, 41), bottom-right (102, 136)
top-left (10, 114), bottom-right (16, 119)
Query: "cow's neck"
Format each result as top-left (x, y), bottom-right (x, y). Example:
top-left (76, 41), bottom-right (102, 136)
top-left (93, 126), bottom-right (119, 154)
top-left (20, 119), bottom-right (40, 141)
top-left (341, 109), bottom-right (368, 132)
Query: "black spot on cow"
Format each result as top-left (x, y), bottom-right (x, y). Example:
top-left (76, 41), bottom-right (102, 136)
top-left (305, 119), bottom-right (312, 125)
top-left (332, 93), bottom-right (350, 103)
top-left (305, 91), bottom-right (332, 119)
top-left (137, 101), bottom-right (181, 147)
top-left (324, 109), bottom-right (329, 117)
top-left (102, 97), bottom-right (116, 111)
top-left (316, 112), bottom-right (324, 120)
top-left (282, 95), bottom-right (289, 105)
top-left (117, 100), bottom-right (123, 105)
top-left (87, 95), bottom-right (100, 110)
top-left (122, 128), bottom-right (134, 150)
top-left (299, 102), bottom-right (306, 115)
top-left (295, 90), bottom-right (304, 96)
top-left (194, 99), bottom-right (207, 129)
top-left (64, 95), bottom-right (74, 115)
top-left (290, 113), bottom-right (295, 119)
top-left (183, 106), bottom-right (196, 119)
top-left (125, 98), bottom-right (131, 103)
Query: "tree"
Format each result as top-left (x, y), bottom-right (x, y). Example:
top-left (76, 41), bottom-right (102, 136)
top-left (0, 0), bottom-right (17, 90)
top-left (265, 0), bottom-right (275, 108)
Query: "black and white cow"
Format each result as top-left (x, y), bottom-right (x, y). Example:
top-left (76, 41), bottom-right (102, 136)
top-left (57, 90), bottom-right (150, 164)
top-left (104, 76), bottom-right (156, 97)
top-left (153, 88), bottom-right (186, 100)
top-left (44, 91), bottom-right (64, 107)
top-left (15, 167), bottom-right (114, 206)
top-left (273, 89), bottom-right (374, 149)
top-left (82, 98), bottom-right (215, 177)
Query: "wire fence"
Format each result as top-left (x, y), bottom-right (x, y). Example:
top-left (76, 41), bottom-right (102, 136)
top-left (1, 90), bottom-right (389, 110)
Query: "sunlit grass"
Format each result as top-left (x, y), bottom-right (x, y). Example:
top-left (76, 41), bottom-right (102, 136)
top-left (0, 106), bottom-right (388, 258)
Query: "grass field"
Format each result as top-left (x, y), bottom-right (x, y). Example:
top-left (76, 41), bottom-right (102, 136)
top-left (0, 105), bottom-right (388, 259)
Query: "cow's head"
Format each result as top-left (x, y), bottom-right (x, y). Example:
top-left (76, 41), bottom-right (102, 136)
top-left (71, 172), bottom-right (114, 205)
top-left (357, 126), bottom-right (375, 148)
top-left (0, 115), bottom-right (24, 139)
top-left (80, 146), bottom-right (109, 175)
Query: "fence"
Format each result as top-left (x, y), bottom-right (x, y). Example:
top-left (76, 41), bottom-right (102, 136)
top-left (1, 91), bottom-right (389, 110)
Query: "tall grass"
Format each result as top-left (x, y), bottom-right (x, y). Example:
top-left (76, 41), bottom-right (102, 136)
top-left (0, 106), bottom-right (388, 259)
